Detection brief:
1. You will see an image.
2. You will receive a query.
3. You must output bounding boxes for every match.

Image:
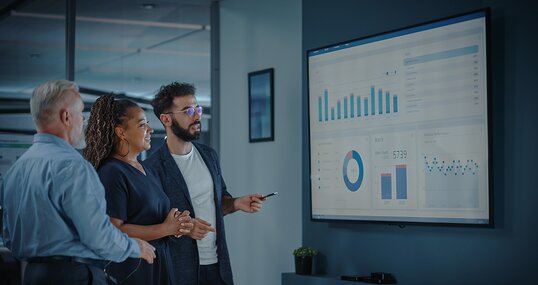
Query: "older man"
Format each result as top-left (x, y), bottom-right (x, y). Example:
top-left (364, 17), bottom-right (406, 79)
top-left (0, 80), bottom-right (156, 285)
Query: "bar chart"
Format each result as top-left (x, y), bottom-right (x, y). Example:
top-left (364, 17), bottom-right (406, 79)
top-left (308, 10), bottom-right (490, 223)
top-left (380, 164), bottom-right (408, 200)
top-left (317, 85), bottom-right (398, 122)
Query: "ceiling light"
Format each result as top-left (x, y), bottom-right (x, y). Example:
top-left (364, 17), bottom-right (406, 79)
top-left (141, 3), bottom-right (156, 10)
top-left (29, 54), bottom-right (40, 59)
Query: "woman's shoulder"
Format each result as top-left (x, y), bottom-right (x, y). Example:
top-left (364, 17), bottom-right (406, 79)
top-left (97, 158), bottom-right (130, 175)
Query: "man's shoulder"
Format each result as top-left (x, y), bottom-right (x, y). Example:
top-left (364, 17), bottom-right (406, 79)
top-left (19, 144), bottom-right (88, 169)
top-left (193, 142), bottom-right (216, 156)
top-left (5, 147), bottom-right (98, 189)
top-left (56, 156), bottom-right (97, 179)
top-left (143, 143), bottom-right (167, 167)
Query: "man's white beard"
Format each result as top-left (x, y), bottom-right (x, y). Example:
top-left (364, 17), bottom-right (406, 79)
top-left (71, 129), bottom-right (87, 149)
top-left (73, 135), bottom-right (86, 149)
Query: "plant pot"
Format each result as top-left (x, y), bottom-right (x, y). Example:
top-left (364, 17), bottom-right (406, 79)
top-left (294, 256), bottom-right (313, 275)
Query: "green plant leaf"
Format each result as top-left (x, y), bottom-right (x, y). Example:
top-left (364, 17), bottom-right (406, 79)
top-left (293, 246), bottom-right (318, 257)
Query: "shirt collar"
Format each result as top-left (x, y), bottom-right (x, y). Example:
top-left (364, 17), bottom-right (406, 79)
top-left (33, 133), bottom-right (79, 154)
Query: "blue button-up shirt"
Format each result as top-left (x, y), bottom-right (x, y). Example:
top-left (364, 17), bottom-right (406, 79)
top-left (0, 133), bottom-right (140, 261)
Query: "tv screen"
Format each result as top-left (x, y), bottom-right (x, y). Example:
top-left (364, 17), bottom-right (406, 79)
top-left (308, 9), bottom-right (492, 225)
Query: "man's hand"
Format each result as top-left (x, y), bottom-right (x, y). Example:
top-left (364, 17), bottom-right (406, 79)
top-left (187, 218), bottom-right (216, 240)
top-left (233, 194), bottom-right (264, 213)
top-left (133, 238), bottom-right (156, 264)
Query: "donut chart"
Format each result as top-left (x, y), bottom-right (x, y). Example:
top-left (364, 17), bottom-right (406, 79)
top-left (342, 150), bottom-right (364, 192)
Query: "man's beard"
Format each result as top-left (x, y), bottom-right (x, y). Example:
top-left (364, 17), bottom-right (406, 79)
top-left (171, 117), bottom-right (201, 142)
top-left (71, 121), bottom-right (88, 149)
top-left (71, 128), bottom-right (87, 149)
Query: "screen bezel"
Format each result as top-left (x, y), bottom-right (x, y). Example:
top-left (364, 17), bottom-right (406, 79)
top-left (306, 8), bottom-right (494, 227)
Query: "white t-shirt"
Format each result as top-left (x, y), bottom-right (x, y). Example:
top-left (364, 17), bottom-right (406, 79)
top-left (171, 145), bottom-right (218, 265)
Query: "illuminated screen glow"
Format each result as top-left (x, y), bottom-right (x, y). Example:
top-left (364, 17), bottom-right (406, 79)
top-left (308, 10), bottom-right (491, 225)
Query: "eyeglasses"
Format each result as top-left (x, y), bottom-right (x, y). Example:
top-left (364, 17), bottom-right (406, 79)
top-left (164, 106), bottom-right (203, 118)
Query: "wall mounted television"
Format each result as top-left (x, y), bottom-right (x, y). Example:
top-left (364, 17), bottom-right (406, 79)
top-left (307, 9), bottom-right (492, 226)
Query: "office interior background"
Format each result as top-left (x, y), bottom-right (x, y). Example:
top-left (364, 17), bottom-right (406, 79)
top-left (1, 0), bottom-right (537, 284)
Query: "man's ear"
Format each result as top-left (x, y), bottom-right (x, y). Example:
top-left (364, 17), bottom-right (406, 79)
top-left (59, 109), bottom-right (70, 126)
top-left (160, 113), bottom-right (171, 127)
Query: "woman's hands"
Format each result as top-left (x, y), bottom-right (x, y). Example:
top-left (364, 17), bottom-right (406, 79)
top-left (162, 208), bottom-right (193, 237)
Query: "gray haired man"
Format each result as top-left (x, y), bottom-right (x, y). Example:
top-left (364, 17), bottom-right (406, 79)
top-left (1, 80), bottom-right (156, 285)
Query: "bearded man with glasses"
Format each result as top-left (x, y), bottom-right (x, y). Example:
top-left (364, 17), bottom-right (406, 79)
top-left (143, 82), bottom-right (265, 285)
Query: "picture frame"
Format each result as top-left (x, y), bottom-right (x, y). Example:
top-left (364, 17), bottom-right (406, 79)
top-left (248, 68), bottom-right (274, 142)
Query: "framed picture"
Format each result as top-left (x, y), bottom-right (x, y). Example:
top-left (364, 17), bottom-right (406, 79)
top-left (248, 68), bottom-right (274, 142)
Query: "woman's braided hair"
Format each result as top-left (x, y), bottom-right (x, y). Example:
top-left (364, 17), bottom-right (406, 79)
top-left (83, 95), bottom-right (138, 169)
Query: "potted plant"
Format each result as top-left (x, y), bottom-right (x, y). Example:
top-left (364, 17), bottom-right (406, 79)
top-left (293, 246), bottom-right (317, 275)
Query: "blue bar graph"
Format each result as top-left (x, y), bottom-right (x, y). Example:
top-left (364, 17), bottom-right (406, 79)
top-left (324, 90), bottom-right (329, 121)
top-left (386, 92), bottom-right (390, 114)
top-left (357, 97), bottom-right (361, 117)
top-left (318, 97), bottom-right (322, 122)
top-left (381, 173), bottom-right (392, 199)
top-left (343, 97), bottom-right (348, 119)
top-left (396, 165), bottom-right (407, 199)
top-left (370, 86), bottom-right (375, 115)
top-left (317, 86), bottom-right (399, 123)
top-left (350, 94), bottom-right (355, 118)
top-left (378, 89), bottom-right (383, 114)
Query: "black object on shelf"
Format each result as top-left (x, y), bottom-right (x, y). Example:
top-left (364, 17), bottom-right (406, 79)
top-left (341, 272), bottom-right (397, 284)
top-left (294, 256), bottom-right (313, 275)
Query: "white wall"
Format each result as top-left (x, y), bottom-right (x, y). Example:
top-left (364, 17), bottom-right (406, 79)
top-left (219, 0), bottom-right (302, 284)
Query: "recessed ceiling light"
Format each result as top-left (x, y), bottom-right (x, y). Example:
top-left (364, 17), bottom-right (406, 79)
top-left (141, 3), bottom-right (156, 10)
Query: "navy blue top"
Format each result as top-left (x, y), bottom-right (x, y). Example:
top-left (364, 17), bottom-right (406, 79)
top-left (98, 158), bottom-right (175, 285)
top-left (99, 158), bottom-right (170, 225)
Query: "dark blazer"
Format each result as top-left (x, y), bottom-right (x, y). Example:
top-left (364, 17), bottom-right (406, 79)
top-left (143, 141), bottom-right (234, 285)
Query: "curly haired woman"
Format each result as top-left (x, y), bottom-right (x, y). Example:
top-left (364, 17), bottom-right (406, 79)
top-left (84, 95), bottom-right (193, 285)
